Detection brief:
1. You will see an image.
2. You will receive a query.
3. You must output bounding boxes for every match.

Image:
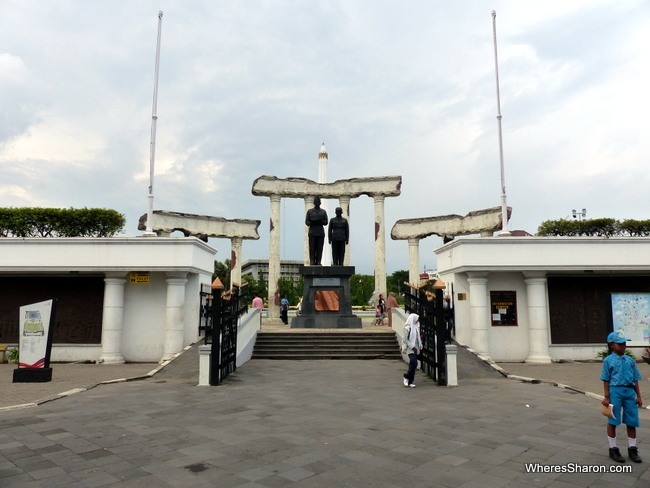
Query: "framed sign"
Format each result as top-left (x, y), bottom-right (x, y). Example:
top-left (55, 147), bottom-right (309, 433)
top-left (611, 292), bottom-right (650, 344)
top-left (491, 290), bottom-right (517, 326)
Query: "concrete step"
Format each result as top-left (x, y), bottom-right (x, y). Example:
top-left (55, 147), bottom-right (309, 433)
top-left (253, 353), bottom-right (403, 360)
top-left (253, 329), bottom-right (402, 360)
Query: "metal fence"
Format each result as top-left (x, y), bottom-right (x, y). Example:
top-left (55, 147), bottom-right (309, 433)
top-left (403, 285), bottom-right (447, 386)
top-left (199, 284), bottom-right (248, 385)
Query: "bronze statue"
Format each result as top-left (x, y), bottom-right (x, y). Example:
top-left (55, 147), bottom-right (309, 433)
top-left (305, 196), bottom-right (328, 265)
top-left (328, 207), bottom-right (349, 266)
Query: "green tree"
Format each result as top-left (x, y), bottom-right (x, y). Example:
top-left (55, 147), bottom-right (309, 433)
top-left (351, 274), bottom-right (374, 307)
top-left (0, 207), bottom-right (125, 237)
top-left (213, 259), bottom-right (231, 289)
top-left (242, 274), bottom-right (267, 303)
top-left (277, 277), bottom-right (302, 306)
top-left (388, 269), bottom-right (409, 304)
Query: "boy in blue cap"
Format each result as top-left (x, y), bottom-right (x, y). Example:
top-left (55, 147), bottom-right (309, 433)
top-left (600, 330), bottom-right (643, 463)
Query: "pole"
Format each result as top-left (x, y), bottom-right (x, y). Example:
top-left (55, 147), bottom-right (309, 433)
top-left (492, 11), bottom-right (510, 236)
top-left (145, 11), bottom-right (164, 236)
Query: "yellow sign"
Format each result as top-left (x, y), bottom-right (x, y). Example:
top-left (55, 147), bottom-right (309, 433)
top-left (130, 272), bottom-right (150, 284)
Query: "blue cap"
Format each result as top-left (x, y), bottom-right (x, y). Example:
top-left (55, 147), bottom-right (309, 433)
top-left (607, 331), bottom-right (629, 344)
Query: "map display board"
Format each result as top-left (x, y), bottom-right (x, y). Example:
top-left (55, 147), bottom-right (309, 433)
top-left (611, 293), bottom-right (650, 344)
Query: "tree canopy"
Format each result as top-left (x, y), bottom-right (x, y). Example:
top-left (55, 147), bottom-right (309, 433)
top-left (0, 207), bottom-right (125, 237)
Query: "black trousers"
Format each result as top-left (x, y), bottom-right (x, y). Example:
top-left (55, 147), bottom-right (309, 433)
top-left (331, 240), bottom-right (346, 265)
top-left (404, 353), bottom-right (418, 385)
top-left (309, 236), bottom-right (325, 265)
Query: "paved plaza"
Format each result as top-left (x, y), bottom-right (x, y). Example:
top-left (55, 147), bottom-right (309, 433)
top-left (2, 337), bottom-right (650, 486)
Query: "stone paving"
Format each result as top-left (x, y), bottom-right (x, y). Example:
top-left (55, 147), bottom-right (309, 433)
top-left (2, 335), bottom-right (650, 486)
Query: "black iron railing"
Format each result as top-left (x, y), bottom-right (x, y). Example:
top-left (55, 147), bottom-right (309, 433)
top-left (199, 284), bottom-right (248, 385)
top-left (403, 285), bottom-right (447, 386)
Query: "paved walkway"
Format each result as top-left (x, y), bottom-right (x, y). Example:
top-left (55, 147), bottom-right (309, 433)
top-left (2, 328), bottom-right (650, 486)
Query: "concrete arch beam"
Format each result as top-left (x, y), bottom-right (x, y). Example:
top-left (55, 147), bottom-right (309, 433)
top-left (251, 175), bottom-right (402, 198)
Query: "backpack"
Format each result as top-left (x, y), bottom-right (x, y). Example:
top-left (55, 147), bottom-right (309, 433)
top-left (401, 324), bottom-right (411, 354)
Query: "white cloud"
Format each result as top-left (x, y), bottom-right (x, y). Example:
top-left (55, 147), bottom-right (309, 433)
top-left (0, 0), bottom-right (649, 273)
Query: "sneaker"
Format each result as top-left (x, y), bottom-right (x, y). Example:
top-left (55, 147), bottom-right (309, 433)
top-left (409, 384), bottom-right (416, 388)
top-left (628, 447), bottom-right (642, 463)
top-left (609, 447), bottom-right (625, 463)
top-left (403, 378), bottom-right (409, 387)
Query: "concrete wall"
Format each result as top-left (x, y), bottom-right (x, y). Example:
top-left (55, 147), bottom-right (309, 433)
top-left (1, 238), bottom-right (215, 363)
top-left (435, 236), bottom-right (650, 362)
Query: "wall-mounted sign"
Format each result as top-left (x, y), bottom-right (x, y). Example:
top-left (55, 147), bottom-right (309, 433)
top-left (130, 272), bottom-right (150, 284)
top-left (611, 292), bottom-right (650, 343)
top-left (490, 290), bottom-right (517, 326)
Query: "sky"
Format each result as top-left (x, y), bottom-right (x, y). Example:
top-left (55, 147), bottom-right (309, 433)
top-left (1, 1), bottom-right (649, 275)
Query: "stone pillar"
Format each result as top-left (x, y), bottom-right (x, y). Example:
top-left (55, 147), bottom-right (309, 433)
top-left (339, 196), bottom-right (351, 266)
top-left (467, 272), bottom-right (490, 359)
top-left (230, 236), bottom-right (243, 287)
top-left (373, 195), bottom-right (387, 297)
top-left (303, 196), bottom-right (313, 266)
top-left (408, 237), bottom-right (419, 286)
top-left (162, 272), bottom-right (188, 362)
top-left (524, 272), bottom-right (552, 363)
top-left (268, 195), bottom-right (282, 318)
top-left (99, 273), bottom-right (127, 364)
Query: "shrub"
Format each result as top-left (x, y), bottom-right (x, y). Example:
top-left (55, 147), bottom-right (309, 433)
top-left (537, 218), bottom-right (650, 237)
top-left (0, 207), bottom-right (125, 237)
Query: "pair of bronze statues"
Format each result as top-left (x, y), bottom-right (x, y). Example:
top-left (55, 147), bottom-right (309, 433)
top-left (305, 196), bottom-right (349, 266)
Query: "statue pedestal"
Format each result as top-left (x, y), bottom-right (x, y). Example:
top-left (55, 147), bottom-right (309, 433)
top-left (291, 265), bottom-right (361, 329)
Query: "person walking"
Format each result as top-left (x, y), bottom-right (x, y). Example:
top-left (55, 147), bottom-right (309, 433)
top-left (601, 330), bottom-right (643, 463)
top-left (402, 313), bottom-right (422, 388)
top-left (280, 297), bottom-right (289, 325)
top-left (252, 294), bottom-right (264, 326)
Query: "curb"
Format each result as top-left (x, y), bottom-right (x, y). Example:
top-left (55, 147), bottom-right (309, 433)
top-left (462, 344), bottom-right (650, 411)
top-left (0, 344), bottom-right (194, 412)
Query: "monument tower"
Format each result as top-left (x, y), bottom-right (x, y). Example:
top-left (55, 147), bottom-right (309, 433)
top-left (318, 143), bottom-right (331, 266)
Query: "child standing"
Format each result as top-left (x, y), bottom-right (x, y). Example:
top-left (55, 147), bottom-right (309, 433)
top-left (374, 306), bottom-right (382, 326)
top-left (600, 331), bottom-right (643, 463)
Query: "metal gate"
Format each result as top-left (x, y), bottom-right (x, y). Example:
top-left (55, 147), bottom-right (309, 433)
top-left (403, 285), bottom-right (447, 386)
top-left (198, 283), bottom-right (248, 385)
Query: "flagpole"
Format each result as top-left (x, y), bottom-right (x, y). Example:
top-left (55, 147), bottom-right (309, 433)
top-left (492, 10), bottom-right (510, 236)
top-left (145, 11), bottom-right (163, 236)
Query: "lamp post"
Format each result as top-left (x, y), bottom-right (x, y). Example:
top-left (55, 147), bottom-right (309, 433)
top-left (572, 208), bottom-right (587, 221)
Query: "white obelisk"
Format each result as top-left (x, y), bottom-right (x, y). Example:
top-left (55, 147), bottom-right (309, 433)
top-left (318, 143), bottom-right (331, 266)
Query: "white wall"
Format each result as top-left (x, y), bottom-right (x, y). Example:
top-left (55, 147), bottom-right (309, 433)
top-left (435, 236), bottom-right (650, 362)
top-left (1, 237), bottom-right (216, 363)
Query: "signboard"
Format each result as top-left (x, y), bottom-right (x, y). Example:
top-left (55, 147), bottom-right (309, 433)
top-left (611, 293), bottom-right (650, 344)
top-left (490, 290), bottom-right (518, 326)
top-left (130, 272), bottom-right (150, 284)
top-left (18, 299), bottom-right (54, 369)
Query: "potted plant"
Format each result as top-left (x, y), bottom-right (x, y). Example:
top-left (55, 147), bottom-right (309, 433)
top-left (7, 347), bottom-right (19, 364)
top-left (642, 347), bottom-right (650, 364)
top-left (597, 348), bottom-right (636, 360)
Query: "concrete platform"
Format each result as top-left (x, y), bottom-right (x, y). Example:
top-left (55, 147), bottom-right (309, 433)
top-left (1, 318), bottom-right (650, 487)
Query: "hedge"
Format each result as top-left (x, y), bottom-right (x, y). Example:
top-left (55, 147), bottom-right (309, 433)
top-left (537, 218), bottom-right (650, 237)
top-left (0, 208), bottom-right (125, 237)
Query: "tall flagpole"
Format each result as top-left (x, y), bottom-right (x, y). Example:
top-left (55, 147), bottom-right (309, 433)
top-left (492, 10), bottom-right (510, 236)
top-left (145, 11), bottom-right (164, 236)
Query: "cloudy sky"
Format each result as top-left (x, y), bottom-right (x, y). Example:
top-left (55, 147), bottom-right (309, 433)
top-left (1, 1), bottom-right (649, 275)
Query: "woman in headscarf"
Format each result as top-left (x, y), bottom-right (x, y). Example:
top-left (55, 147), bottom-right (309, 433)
top-left (403, 313), bottom-right (423, 388)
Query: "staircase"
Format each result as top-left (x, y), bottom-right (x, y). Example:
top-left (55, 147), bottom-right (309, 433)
top-left (252, 330), bottom-right (403, 360)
